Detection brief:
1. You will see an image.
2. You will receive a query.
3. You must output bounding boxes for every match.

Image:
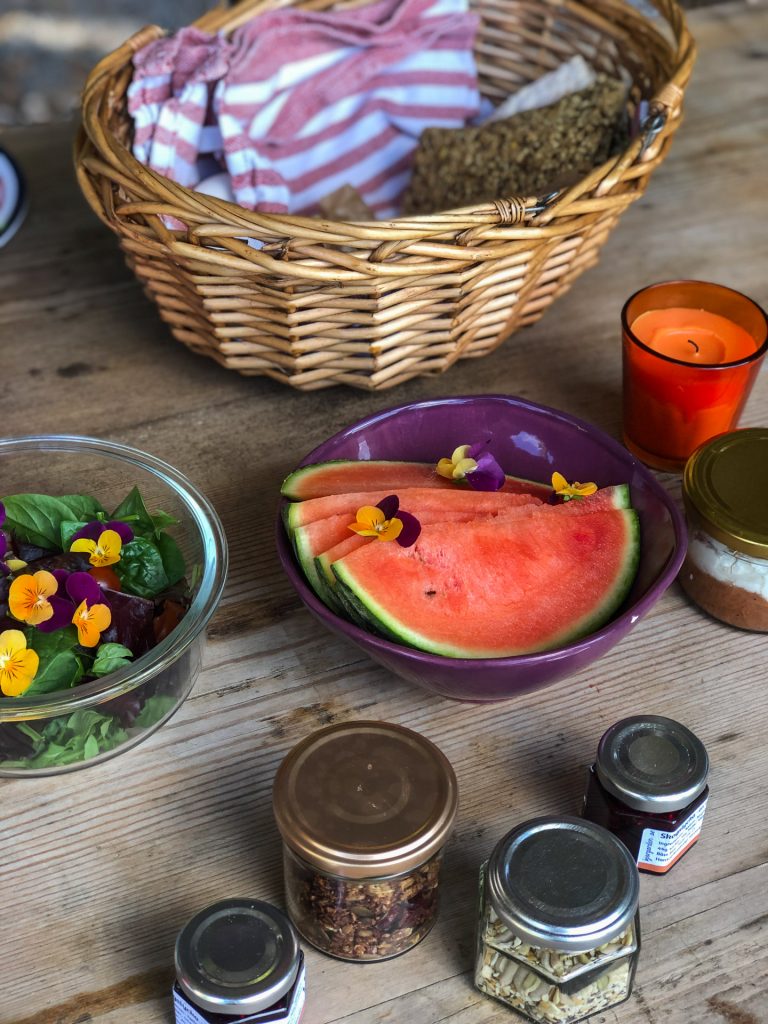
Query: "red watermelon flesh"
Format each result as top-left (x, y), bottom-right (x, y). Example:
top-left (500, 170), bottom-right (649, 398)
top-left (287, 487), bottom-right (543, 531)
top-left (281, 459), bottom-right (552, 501)
top-left (305, 485), bottom-right (630, 593)
top-left (332, 510), bottom-right (640, 657)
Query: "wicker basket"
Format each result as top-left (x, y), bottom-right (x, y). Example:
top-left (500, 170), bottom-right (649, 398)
top-left (76, 0), bottom-right (694, 391)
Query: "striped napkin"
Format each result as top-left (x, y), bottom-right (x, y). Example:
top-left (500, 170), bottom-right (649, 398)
top-left (128, 0), bottom-right (480, 219)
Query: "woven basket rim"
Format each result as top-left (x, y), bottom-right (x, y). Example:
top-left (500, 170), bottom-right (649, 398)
top-left (78, 0), bottom-right (695, 239)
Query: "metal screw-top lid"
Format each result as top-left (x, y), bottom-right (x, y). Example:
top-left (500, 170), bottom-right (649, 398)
top-left (272, 721), bottom-right (458, 879)
top-left (486, 817), bottom-right (639, 953)
top-left (683, 428), bottom-right (768, 558)
top-left (595, 715), bottom-right (709, 813)
top-left (175, 899), bottom-right (300, 1015)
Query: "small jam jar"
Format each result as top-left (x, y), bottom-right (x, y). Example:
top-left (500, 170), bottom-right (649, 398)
top-left (173, 899), bottom-right (305, 1024)
top-left (680, 428), bottom-right (768, 631)
top-left (476, 817), bottom-right (640, 1023)
top-left (582, 715), bottom-right (709, 874)
top-left (272, 720), bottom-right (458, 962)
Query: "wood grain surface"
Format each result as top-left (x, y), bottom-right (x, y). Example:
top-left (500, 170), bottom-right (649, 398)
top-left (1, 3), bottom-right (767, 1023)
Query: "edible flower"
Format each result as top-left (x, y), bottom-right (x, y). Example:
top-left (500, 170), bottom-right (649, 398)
top-left (0, 630), bottom-right (39, 697)
top-left (551, 472), bottom-right (598, 502)
top-left (70, 521), bottom-right (132, 568)
top-left (348, 495), bottom-right (421, 547)
top-left (0, 501), bottom-right (5, 561)
top-left (8, 570), bottom-right (60, 626)
top-left (68, 572), bottom-right (112, 647)
top-left (33, 570), bottom-right (109, 634)
top-left (436, 442), bottom-right (505, 492)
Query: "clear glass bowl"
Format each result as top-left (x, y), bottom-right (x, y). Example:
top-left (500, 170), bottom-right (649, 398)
top-left (0, 436), bottom-right (227, 776)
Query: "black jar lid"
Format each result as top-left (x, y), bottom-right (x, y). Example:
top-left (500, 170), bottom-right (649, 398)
top-left (486, 817), bottom-right (639, 953)
top-left (595, 715), bottom-right (709, 814)
top-left (175, 899), bottom-right (300, 1015)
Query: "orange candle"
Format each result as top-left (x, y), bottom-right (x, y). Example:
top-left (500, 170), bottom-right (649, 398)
top-left (622, 283), bottom-right (767, 471)
top-left (631, 308), bottom-right (757, 365)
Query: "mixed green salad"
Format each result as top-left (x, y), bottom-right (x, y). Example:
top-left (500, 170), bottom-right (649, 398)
top-left (0, 487), bottom-right (192, 768)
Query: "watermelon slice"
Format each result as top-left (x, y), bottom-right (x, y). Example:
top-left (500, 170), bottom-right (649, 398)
top-left (305, 485), bottom-right (631, 599)
top-left (286, 486), bottom-right (543, 531)
top-left (332, 510), bottom-right (640, 658)
top-left (281, 460), bottom-right (552, 501)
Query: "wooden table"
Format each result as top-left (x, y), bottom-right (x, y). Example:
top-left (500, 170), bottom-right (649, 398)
top-left (2, 3), bottom-right (767, 1022)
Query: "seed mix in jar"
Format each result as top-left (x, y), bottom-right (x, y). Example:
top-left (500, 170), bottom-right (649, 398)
top-left (476, 817), bottom-right (641, 1023)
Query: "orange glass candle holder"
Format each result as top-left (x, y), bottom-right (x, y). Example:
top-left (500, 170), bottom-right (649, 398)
top-left (622, 281), bottom-right (768, 471)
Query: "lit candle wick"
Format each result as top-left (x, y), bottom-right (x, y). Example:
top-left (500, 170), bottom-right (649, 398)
top-left (687, 338), bottom-right (699, 354)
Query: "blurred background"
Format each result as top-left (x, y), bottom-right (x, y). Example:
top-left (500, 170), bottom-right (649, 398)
top-left (0, 0), bottom-right (727, 127)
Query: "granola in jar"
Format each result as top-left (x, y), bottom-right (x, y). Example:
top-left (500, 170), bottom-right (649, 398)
top-left (475, 818), bottom-right (640, 1023)
top-left (283, 845), bottom-right (441, 960)
top-left (273, 721), bottom-right (458, 963)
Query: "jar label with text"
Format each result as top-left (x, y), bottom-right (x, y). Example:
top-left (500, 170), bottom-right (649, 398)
top-left (637, 799), bottom-right (708, 873)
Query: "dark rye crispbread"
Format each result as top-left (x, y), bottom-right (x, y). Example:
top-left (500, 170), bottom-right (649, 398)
top-left (402, 74), bottom-right (627, 215)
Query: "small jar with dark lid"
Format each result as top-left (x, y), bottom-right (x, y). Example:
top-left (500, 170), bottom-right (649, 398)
top-left (173, 899), bottom-right (305, 1024)
top-left (476, 817), bottom-right (640, 1023)
top-left (273, 720), bottom-right (458, 962)
top-left (582, 715), bottom-right (709, 874)
top-left (680, 427), bottom-right (768, 631)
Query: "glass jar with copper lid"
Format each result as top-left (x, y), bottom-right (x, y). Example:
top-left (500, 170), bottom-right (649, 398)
top-left (272, 720), bottom-right (459, 962)
top-left (680, 427), bottom-right (768, 631)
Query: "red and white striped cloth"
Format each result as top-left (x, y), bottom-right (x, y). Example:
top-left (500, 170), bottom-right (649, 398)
top-left (128, 0), bottom-right (479, 219)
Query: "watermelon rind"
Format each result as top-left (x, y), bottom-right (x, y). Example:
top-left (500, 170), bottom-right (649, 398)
top-left (281, 459), bottom-right (551, 501)
top-left (332, 510), bottom-right (641, 658)
top-left (292, 523), bottom-right (344, 612)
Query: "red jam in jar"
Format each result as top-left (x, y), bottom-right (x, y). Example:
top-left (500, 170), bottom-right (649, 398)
top-left (582, 716), bottom-right (710, 875)
top-left (173, 899), bottom-right (305, 1024)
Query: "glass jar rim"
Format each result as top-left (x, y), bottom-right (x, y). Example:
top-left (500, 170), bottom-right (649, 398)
top-left (621, 279), bottom-right (768, 371)
top-left (0, 434), bottom-right (227, 721)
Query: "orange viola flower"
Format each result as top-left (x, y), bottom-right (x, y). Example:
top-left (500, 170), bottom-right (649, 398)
top-left (0, 629), bottom-right (39, 697)
top-left (72, 599), bottom-right (112, 648)
top-left (8, 570), bottom-right (58, 626)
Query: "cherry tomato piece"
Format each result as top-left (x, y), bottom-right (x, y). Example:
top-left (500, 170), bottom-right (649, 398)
top-left (154, 600), bottom-right (186, 643)
top-left (90, 566), bottom-right (121, 592)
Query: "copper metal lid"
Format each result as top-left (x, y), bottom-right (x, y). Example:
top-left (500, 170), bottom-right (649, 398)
top-left (595, 715), bottom-right (709, 813)
top-left (486, 817), bottom-right (639, 953)
top-left (683, 429), bottom-right (768, 558)
top-left (175, 899), bottom-right (300, 1015)
top-left (272, 721), bottom-right (459, 879)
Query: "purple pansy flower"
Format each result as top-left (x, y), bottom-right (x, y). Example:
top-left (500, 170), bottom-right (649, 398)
top-left (69, 520), bottom-right (134, 546)
top-left (466, 442), bottom-right (506, 492)
top-left (375, 495), bottom-right (421, 547)
top-left (0, 501), bottom-right (6, 561)
top-left (436, 441), bottom-right (505, 492)
top-left (36, 570), bottom-right (110, 633)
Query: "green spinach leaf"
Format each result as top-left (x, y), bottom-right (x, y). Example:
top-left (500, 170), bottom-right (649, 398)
top-left (3, 495), bottom-right (80, 549)
top-left (60, 519), bottom-right (89, 550)
top-left (157, 533), bottom-right (186, 587)
top-left (24, 627), bottom-right (84, 695)
top-left (110, 486), bottom-right (155, 536)
top-left (92, 643), bottom-right (134, 677)
top-left (115, 537), bottom-right (169, 598)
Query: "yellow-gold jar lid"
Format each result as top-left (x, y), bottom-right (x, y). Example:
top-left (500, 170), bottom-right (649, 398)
top-left (683, 428), bottom-right (768, 558)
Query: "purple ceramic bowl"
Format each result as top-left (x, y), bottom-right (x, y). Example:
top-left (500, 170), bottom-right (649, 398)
top-left (276, 395), bottom-right (686, 702)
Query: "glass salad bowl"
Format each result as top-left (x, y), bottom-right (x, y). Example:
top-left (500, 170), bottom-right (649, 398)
top-left (0, 436), bottom-right (227, 776)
